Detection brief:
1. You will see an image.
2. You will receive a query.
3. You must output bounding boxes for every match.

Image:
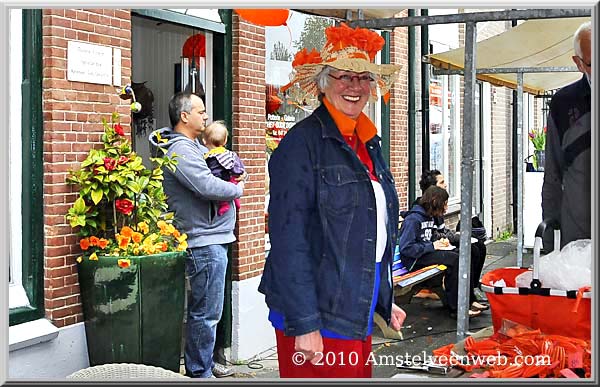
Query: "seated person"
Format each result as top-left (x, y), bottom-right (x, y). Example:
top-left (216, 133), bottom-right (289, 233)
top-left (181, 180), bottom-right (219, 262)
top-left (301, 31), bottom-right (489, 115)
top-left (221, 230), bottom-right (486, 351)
top-left (397, 186), bottom-right (483, 318)
top-left (417, 170), bottom-right (488, 309)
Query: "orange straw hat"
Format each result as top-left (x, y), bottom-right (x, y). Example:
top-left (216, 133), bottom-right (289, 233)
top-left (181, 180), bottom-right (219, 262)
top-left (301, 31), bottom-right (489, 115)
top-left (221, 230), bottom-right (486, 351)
top-left (281, 23), bottom-right (401, 103)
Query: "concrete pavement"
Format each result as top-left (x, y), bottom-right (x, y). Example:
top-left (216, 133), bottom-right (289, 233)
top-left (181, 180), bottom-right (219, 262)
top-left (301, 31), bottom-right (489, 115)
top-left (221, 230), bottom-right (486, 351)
top-left (213, 237), bottom-right (530, 379)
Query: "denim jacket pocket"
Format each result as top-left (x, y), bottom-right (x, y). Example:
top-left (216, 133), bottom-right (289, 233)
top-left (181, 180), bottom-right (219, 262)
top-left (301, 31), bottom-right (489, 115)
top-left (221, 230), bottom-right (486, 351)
top-left (320, 165), bottom-right (364, 212)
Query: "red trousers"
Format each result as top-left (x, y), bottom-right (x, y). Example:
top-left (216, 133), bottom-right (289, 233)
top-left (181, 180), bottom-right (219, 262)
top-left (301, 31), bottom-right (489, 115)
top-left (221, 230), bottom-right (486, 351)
top-left (275, 329), bottom-right (372, 378)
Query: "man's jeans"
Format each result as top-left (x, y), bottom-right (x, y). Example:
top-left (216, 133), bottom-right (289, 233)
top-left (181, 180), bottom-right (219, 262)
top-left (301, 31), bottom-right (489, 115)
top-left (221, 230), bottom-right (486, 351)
top-left (184, 244), bottom-right (228, 378)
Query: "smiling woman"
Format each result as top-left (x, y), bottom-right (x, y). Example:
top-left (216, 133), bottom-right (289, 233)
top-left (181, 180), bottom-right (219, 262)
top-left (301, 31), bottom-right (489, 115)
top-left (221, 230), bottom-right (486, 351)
top-left (258, 23), bottom-right (405, 378)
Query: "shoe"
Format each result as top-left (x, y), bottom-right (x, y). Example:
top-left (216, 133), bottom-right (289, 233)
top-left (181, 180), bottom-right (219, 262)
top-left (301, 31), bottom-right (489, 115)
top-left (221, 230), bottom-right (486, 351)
top-left (449, 308), bottom-right (482, 319)
top-left (471, 301), bottom-right (490, 311)
top-left (212, 362), bottom-right (234, 378)
top-left (414, 289), bottom-right (441, 300)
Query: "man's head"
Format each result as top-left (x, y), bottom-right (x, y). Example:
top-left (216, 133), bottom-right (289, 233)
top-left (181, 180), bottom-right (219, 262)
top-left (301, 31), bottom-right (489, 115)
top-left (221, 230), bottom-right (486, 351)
top-left (168, 92), bottom-right (209, 139)
top-left (572, 21), bottom-right (592, 86)
top-left (419, 169), bottom-right (447, 193)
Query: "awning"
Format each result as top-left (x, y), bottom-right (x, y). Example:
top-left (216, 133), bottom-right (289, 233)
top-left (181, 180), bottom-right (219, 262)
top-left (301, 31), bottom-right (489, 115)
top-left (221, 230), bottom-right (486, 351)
top-left (427, 16), bottom-right (590, 94)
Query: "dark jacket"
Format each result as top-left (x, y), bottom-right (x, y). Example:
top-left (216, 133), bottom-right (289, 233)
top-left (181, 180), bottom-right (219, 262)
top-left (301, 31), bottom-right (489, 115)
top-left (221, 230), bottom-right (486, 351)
top-left (397, 204), bottom-right (436, 270)
top-left (412, 196), bottom-right (459, 245)
top-left (258, 104), bottom-right (400, 339)
top-left (542, 75), bottom-right (591, 248)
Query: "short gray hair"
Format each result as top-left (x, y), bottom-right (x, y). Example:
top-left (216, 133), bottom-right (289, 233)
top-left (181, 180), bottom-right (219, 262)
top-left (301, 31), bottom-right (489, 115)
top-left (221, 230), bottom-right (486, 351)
top-left (168, 92), bottom-right (194, 127)
top-left (574, 21), bottom-right (591, 58)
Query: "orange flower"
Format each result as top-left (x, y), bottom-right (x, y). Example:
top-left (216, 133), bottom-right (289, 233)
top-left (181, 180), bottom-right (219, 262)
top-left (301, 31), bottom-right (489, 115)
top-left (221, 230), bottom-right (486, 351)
top-left (120, 226), bottom-right (134, 238)
top-left (324, 23), bottom-right (384, 61)
top-left (173, 229), bottom-right (181, 238)
top-left (160, 242), bottom-right (168, 252)
top-left (80, 238), bottom-right (90, 251)
top-left (132, 232), bottom-right (143, 244)
top-left (89, 236), bottom-right (99, 246)
top-left (292, 48), bottom-right (322, 67)
top-left (118, 235), bottom-right (131, 249)
top-left (97, 238), bottom-right (109, 249)
top-left (117, 258), bottom-right (131, 268)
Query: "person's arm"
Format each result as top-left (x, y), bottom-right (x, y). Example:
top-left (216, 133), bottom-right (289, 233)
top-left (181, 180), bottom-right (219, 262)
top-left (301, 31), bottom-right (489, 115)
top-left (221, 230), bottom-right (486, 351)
top-left (169, 141), bottom-right (243, 201)
top-left (267, 129), bottom-right (321, 337)
top-left (398, 217), bottom-right (435, 260)
top-left (541, 110), bottom-right (563, 225)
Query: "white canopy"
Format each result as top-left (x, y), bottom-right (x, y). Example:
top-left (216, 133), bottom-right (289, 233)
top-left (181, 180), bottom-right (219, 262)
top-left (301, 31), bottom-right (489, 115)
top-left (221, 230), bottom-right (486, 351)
top-left (427, 16), bottom-right (590, 94)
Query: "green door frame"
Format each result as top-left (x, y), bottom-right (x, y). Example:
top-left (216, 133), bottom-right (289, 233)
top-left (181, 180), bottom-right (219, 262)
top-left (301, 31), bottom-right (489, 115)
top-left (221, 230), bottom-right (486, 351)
top-left (10, 9), bottom-right (45, 326)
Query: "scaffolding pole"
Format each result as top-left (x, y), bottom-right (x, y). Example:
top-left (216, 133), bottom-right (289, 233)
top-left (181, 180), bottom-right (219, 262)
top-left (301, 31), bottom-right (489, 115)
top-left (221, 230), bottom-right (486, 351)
top-left (456, 21), bottom-right (477, 340)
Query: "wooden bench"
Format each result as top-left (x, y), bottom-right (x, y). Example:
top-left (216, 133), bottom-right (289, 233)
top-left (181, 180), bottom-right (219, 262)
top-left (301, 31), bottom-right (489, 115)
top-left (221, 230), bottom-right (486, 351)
top-left (374, 264), bottom-right (447, 339)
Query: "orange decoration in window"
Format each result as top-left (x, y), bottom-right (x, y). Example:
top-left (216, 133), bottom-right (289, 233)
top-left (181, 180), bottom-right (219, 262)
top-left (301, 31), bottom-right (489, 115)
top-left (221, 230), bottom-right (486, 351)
top-left (234, 9), bottom-right (289, 26)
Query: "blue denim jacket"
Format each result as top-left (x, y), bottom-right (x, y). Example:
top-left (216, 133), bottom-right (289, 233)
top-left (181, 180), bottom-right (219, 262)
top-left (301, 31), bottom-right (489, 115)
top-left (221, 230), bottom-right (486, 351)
top-left (258, 104), bottom-right (399, 339)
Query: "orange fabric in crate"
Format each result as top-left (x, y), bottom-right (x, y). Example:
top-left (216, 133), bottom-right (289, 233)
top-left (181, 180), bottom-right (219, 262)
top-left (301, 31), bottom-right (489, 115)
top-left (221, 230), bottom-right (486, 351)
top-left (482, 267), bottom-right (591, 340)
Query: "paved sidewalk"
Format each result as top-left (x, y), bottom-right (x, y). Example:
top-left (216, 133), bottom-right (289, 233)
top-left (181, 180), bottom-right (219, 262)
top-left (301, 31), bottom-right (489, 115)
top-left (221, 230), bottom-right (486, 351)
top-left (216, 237), bottom-right (530, 379)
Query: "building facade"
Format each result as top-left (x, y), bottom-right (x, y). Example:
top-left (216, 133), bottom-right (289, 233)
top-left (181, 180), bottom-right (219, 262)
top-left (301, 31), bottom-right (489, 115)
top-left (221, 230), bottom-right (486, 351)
top-left (7, 8), bottom-right (530, 378)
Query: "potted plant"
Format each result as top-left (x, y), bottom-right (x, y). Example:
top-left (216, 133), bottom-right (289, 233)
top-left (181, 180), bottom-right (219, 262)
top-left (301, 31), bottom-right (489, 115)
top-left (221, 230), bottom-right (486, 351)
top-left (66, 112), bottom-right (187, 372)
top-left (528, 126), bottom-right (547, 171)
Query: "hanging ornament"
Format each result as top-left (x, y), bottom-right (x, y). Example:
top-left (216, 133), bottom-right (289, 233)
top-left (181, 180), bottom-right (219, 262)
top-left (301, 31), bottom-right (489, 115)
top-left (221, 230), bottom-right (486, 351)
top-left (234, 9), bottom-right (290, 26)
top-left (182, 33), bottom-right (206, 59)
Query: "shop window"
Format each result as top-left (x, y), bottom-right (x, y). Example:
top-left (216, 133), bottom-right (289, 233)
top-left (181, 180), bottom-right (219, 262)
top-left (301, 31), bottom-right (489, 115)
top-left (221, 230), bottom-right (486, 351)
top-left (9, 9), bottom-right (45, 326)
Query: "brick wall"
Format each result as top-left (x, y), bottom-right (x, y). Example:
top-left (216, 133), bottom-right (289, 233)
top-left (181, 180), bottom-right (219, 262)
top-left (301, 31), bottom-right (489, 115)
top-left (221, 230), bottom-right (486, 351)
top-left (390, 10), bottom-right (410, 210)
top-left (230, 14), bottom-right (267, 281)
top-left (42, 9), bottom-right (132, 327)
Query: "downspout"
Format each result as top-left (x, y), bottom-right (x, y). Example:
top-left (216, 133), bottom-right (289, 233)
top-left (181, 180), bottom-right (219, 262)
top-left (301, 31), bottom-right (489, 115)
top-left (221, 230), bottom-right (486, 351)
top-left (511, 15), bottom-right (518, 233)
top-left (420, 9), bottom-right (430, 172)
top-left (381, 31), bottom-right (391, 165)
top-left (408, 9), bottom-right (416, 204)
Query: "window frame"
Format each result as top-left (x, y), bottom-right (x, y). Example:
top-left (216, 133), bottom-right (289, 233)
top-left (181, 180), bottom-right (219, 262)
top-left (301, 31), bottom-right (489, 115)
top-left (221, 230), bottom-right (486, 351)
top-left (9, 8), bottom-right (45, 326)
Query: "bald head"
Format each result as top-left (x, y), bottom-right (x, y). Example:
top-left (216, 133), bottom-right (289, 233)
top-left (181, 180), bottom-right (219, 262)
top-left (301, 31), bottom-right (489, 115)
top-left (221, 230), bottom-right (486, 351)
top-left (572, 21), bottom-right (591, 83)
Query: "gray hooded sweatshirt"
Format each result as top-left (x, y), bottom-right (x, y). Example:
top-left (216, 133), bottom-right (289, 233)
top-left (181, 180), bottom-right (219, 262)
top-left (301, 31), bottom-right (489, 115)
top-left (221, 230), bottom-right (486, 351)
top-left (149, 127), bottom-right (243, 248)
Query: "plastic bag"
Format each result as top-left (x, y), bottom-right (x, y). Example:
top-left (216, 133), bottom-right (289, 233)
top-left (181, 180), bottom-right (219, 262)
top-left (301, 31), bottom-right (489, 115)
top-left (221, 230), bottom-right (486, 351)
top-left (538, 239), bottom-right (591, 290)
top-left (515, 270), bottom-right (533, 288)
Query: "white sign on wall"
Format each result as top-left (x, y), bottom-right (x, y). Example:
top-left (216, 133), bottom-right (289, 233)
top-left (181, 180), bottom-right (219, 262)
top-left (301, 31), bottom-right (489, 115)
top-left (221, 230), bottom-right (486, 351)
top-left (67, 41), bottom-right (112, 85)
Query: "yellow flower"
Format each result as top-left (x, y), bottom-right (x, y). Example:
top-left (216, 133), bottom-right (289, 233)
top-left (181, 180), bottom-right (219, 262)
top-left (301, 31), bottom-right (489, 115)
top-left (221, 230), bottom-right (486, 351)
top-left (166, 224), bottom-right (176, 235)
top-left (177, 240), bottom-right (188, 251)
top-left (76, 256), bottom-right (83, 263)
top-left (177, 233), bottom-right (188, 243)
top-left (137, 221), bottom-right (149, 234)
top-left (89, 252), bottom-right (99, 261)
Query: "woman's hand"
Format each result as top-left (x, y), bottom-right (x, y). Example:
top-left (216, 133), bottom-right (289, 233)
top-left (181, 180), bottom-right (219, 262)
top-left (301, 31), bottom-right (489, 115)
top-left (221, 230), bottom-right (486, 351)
top-left (294, 330), bottom-right (324, 365)
top-left (433, 238), bottom-right (450, 250)
top-left (390, 303), bottom-right (406, 331)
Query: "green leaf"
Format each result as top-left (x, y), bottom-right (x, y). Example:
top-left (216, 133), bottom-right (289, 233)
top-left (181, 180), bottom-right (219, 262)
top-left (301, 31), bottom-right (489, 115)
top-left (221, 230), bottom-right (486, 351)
top-left (73, 197), bottom-right (87, 213)
top-left (91, 188), bottom-right (103, 204)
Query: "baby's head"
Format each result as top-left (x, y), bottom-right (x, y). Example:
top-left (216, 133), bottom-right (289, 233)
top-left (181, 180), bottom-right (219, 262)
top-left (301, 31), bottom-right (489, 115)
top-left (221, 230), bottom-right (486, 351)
top-left (203, 120), bottom-right (228, 148)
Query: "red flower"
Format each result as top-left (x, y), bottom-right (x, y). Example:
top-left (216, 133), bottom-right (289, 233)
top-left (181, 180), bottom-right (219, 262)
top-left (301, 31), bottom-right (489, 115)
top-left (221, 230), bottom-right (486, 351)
top-left (104, 157), bottom-right (117, 171)
top-left (115, 198), bottom-right (134, 215)
top-left (117, 155), bottom-right (129, 165)
top-left (114, 124), bottom-right (125, 136)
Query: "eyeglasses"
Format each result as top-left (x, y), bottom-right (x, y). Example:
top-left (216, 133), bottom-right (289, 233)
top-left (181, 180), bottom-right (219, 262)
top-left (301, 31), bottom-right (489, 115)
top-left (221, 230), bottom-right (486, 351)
top-left (577, 56), bottom-right (592, 67)
top-left (328, 73), bottom-right (374, 86)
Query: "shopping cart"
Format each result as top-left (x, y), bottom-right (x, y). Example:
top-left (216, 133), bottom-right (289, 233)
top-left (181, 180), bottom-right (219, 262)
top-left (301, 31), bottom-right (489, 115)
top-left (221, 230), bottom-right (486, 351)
top-left (481, 220), bottom-right (591, 340)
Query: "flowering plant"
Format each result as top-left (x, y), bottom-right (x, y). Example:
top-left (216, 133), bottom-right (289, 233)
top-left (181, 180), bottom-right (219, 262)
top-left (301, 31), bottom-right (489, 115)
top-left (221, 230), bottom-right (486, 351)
top-left (66, 112), bottom-right (187, 266)
top-left (528, 127), bottom-right (546, 151)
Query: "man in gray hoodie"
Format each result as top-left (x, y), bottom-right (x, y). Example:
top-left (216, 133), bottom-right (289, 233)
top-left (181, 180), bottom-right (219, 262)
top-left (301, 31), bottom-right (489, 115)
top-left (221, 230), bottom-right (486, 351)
top-left (149, 92), bottom-right (244, 378)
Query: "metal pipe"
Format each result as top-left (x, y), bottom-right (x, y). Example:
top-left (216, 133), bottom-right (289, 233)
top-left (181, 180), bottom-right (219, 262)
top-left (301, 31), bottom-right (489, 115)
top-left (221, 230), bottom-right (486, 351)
top-left (456, 21), bottom-right (477, 340)
top-left (408, 9), bottom-right (416, 204)
top-left (516, 73), bottom-right (524, 267)
top-left (431, 66), bottom-right (579, 75)
top-left (347, 8), bottom-right (590, 29)
top-left (421, 9), bottom-right (430, 172)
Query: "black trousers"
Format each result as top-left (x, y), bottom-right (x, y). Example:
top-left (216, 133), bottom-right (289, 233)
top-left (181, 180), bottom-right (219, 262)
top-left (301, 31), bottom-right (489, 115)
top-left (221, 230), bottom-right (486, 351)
top-left (412, 243), bottom-right (483, 311)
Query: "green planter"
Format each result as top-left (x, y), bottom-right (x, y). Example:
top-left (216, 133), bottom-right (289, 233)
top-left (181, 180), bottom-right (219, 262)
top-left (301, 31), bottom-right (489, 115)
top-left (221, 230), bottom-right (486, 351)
top-left (78, 251), bottom-right (186, 372)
